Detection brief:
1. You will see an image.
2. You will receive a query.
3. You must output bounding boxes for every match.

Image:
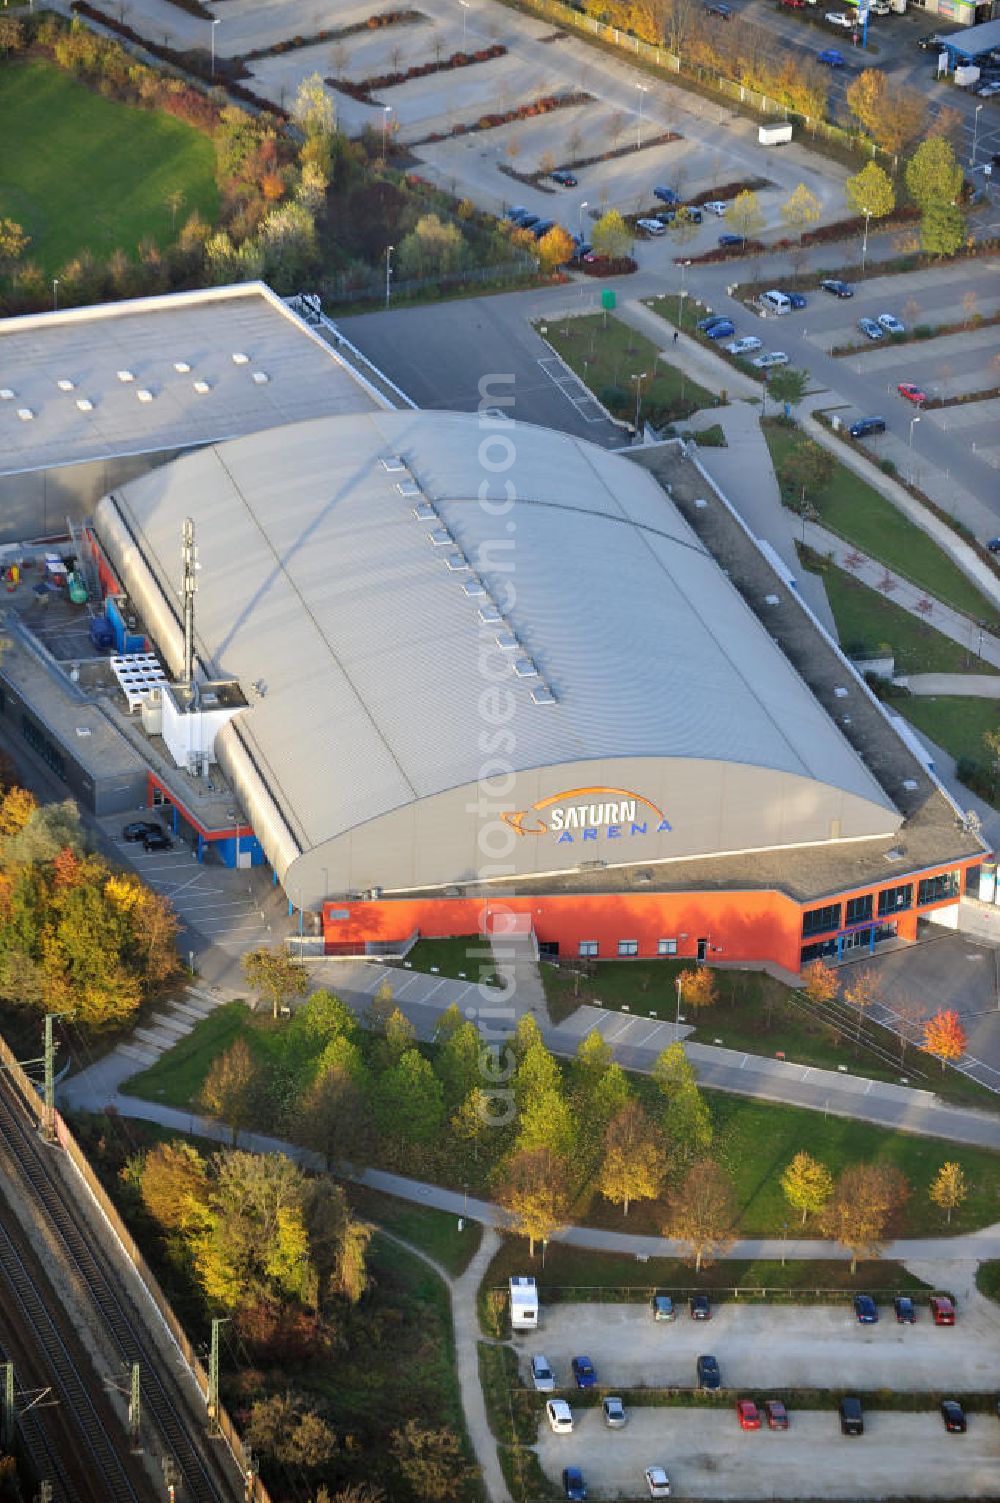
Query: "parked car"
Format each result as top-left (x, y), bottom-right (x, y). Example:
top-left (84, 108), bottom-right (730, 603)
top-left (637, 217), bottom-right (668, 235)
top-left (941, 1400), bottom-right (966, 1433)
top-left (930, 1295), bottom-right (956, 1325)
top-left (898, 381), bottom-right (927, 405)
top-left (779, 0), bottom-right (807, 9)
top-left (515, 212), bottom-right (539, 229)
top-left (765, 1399), bottom-right (789, 1430)
top-left (726, 335), bottom-right (763, 355)
top-left (976, 80), bottom-right (1000, 96)
top-left (697, 1354), bottom-right (721, 1389)
top-left (123, 820), bottom-right (161, 842)
top-left (987, 538), bottom-right (1000, 554)
top-left (916, 31), bottom-right (943, 48)
top-left (651, 1294), bottom-right (676, 1321)
top-left (821, 278), bottom-right (853, 297)
top-left (547, 1400), bottom-right (574, 1434)
top-left (143, 829), bottom-right (173, 851)
top-left (825, 10), bottom-right (854, 23)
top-left (894, 1296), bottom-right (916, 1323)
top-left (563, 1467), bottom-right (587, 1502)
top-left (704, 320), bottom-right (736, 340)
top-left (655, 209), bottom-right (677, 225)
top-left (783, 290), bottom-right (808, 309)
top-left (690, 1294), bottom-right (712, 1319)
top-left (718, 233), bottom-right (743, 247)
top-left (752, 350), bottom-right (789, 367)
top-left (704, 200), bottom-right (729, 216)
top-left (531, 220), bottom-right (556, 239)
top-left (817, 47), bottom-right (846, 64)
top-left (654, 186), bottom-right (680, 205)
top-left (854, 1294), bottom-right (879, 1324)
top-left (645, 1466), bottom-right (671, 1498)
top-left (571, 241), bottom-right (593, 260)
top-left (858, 317), bottom-right (884, 340)
top-left (839, 1396), bottom-right (864, 1435)
top-left (736, 1399), bottom-right (762, 1430)
top-left (572, 1356), bottom-right (597, 1389)
top-left (505, 205), bottom-right (528, 221)
top-left (603, 1396), bottom-right (628, 1428)
top-left (878, 312), bottom-right (905, 334)
top-left (531, 1355), bottom-right (556, 1392)
top-left (706, 2), bottom-right (733, 15)
top-left (849, 416), bottom-right (886, 438)
top-left (552, 169), bottom-right (578, 186)
top-left (697, 314), bottom-right (728, 331)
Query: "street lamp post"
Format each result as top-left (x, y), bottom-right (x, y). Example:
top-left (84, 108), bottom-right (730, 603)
top-left (908, 413), bottom-right (921, 481)
top-left (675, 975), bottom-right (683, 1031)
top-left (678, 258), bottom-right (690, 328)
top-left (578, 200), bottom-right (588, 236)
top-left (635, 81), bottom-right (649, 151)
top-left (52, 278), bottom-right (59, 312)
top-left (382, 104), bottom-right (392, 162)
top-left (971, 103), bottom-right (983, 170)
top-left (631, 371), bottom-right (647, 435)
top-left (385, 244), bottom-right (393, 309)
top-left (458, 0), bottom-right (470, 47)
top-left (210, 16), bottom-right (220, 78)
top-left (860, 210), bottom-right (872, 273)
top-left (781, 1220), bottom-right (789, 1267)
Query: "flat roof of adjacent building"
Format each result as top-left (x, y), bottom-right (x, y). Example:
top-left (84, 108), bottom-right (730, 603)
top-left (0, 283), bottom-right (386, 479)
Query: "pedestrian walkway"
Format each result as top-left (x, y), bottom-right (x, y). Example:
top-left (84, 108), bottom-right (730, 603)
top-left (619, 297), bottom-right (760, 401)
top-left (907, 674), bottom-right (1000, 697)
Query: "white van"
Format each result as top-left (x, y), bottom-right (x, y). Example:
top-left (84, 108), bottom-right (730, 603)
top-left (760, 289), bottom-right (791, 316)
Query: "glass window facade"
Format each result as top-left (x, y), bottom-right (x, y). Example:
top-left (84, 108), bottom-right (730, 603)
top-left (618, 940), bottom-right (639, 957)
top-left (917, 872), bottom-right (960, 906)
top-left (579, 941), bottom-right (598, 957)
top-left (877, 883), bottom-right (912, 916)
top-left (802, 901), bottom-right (842, 937)
top-left (845, 893), bottom-right (873, 925)
top-left (657, 939), bottom-right (678, 956)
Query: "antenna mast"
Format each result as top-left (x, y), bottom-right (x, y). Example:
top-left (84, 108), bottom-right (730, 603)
top-left (181, 517), bottom-right (198, 693)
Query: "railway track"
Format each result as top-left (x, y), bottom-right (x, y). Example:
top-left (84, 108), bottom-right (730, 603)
top-left (0, 1073), bottom-right (236, 1503)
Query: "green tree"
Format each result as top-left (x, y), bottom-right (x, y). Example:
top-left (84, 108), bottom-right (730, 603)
top-left (766, 366), bottom-right (810, 409)
top-left (497, 1147), bottom-right (570, 1255)
top-left (374, 1049), bottom-right (445, 1144)
top-left (385, 1005), bottom-right (417, 1062)
top-left (920, 200), bottom-right (966, 259)
top-left (653, 1042), bottom-right (713, 1158)
top-left (256, 201), bottom-right (318, 292)
top-left (436, 1019), bottom-right (484, 1112)
top-left (777, 437), bottom-right (833, 509)
top-left (290, 988), bottom-right (356, 1048)
top-left (389, 1421), bottom-right (480, 1502)
top-left (513, 1013), bottom-right (543, 1061)
top-left (591, 208), bottom-right (632, 260)
top-left (664, 1158), bottom-right (735, 1271)
top-left (293, 72), bottom-right (337, 144)
top-left (242, 945), bottom-right (308, 1020)
top-left (905, 136), bottom-right (963, 214)
top-left (598, 1100), bottom-right (667, 1216)
top-left (844, 160), bottom-right (895, 222)
top-left (396, 214), bottom-right (466, 280)
top-left (139, 1141), bottom-right (210, 1234)
top-left (0, 218), bottom-right (29, 278)
top-left (303, 1177), bottom-right (372, 1303)
top-left (780, 1150), bottom-right (834, 1225)
top-left (780, 183), bottom-right (820, 237)
top-left (820, 1163), bottom-right (909, 1273)
top-left (299, 1062), bottom-right (371, 1169)
top-left (200, 1037), bottom-right (258, 1144)
top-left (246, 1394), bottom-right (338, 1469)
top-left (726, 189), bottom-right (765, 244)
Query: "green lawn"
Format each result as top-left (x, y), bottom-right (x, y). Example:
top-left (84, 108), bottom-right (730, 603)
top-left (343, 1181), bottom-right (483, 1276)
top-left (820, 561), bottom-right (988, 675)
top-left (0, 60), bottom-right (218, 275)
top-left (537, 313), bottom-right (717, 426)
top-left (119, 1000), bottom-right (250, 1106)
top-left (403, 935), bottom-right (502, 987)
top-left (976, 1259), bottom-right (1000, 1302)
top-left (900, 695), bottom-right (1000, 770)
top-left (763, 421), bottom-right (1000, 627)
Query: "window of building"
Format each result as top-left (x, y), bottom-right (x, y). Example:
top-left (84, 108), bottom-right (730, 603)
top-left (800, 937), bottom-right (838, 965)
top-left (964, 866), bottom-right (982, 896)
top-left (802, 901), bottom-right (842, 938)
top-left (657, 938), bottom-right (678, 956)
top-left (618, 940), bottom-right (639, 957)
top-left (845, 893), bottom-right (873, 925)
top-left (877, 883), bottom-right (912, 916)
top-left (579, 941), bottom-right (599, 958)
top-left (917, 871), bottom-right (960, 906)
top-left (20, 712), bottom-right (65, 781)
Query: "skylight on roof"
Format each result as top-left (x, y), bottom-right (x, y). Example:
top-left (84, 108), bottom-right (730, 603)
top-left (380, 455), bottom-right (406, 473)
top-left (396, 480), bottom-right (420, 498)
top-left (513, 657), bottom-right (539, 679)
top-left (429, 528), bottom-right (453, 547)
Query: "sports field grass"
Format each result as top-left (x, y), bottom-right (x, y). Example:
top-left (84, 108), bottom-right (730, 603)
top-left (0, 60), bottom-right (218, 276)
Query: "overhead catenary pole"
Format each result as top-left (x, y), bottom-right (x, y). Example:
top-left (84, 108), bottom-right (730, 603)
top-left (128, 1363), bottom-right (142, 1452)
top-left (207, 1318), bottom-right (228, 1436)
top-left (2, 1362), bottom-right (13, 1452)
top-left (181, 517), bottom-right (198, 698)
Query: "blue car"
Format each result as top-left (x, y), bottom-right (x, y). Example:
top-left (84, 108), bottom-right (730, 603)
top-left (894, 1296), bottom-right (916, 1324)
top-left (705, 320), bottom-right (736, 340)
top-left (563, 1468), bottom-right (587, 1502)
top-left (783, 290), bottom-right (807, 309)
top-left (818, 47), bottom-right (845, 65)
top-left (854, 1294), bottom-right (878, 1324)
top-left (654, 185), bottom-right (679, 205)
top-left (572, 1355), bottom-right (597, 1389)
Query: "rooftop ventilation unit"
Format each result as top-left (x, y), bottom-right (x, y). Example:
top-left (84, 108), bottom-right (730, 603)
top-left (428, 528), bottom-right (453, 547)
top-left (252, 371), bottom-right (269, 384)
top-left (764, 593), bottom-right (781, 606)
top-left (883, 846), bottom-right (904, 861)
top-left (513, 656), bottom-right (539, 679)
top-left (834, 686), bottom-right (849, 698)
top-left (16, 408), bottom-right (34, 422)
top-left (232, 352), bottom-right (250, 365)
top-left (57, 378), bottom-right (75, 392)
top-left (902, 778), bottom-right (919, 791)
top-left (412, 502), bottom-right (437, 522)
top-left (396, 480), bottom-right (420, 498)
top-left (0, 389), bottom-right (13, 401)
top-left (531, 685), bottom-right (557, 706)
top-left (478, 604), bottom-right (502, 624)
top-left (174, 360), bottom-right (191, 373)
top-left (380, 455), bottom-right (406, 473)
top-left (694, 498), bottom-right (708, 509)
top-left (462, 578), bottom-right (487, 598)
top-left (75, 398), bottom-right (94, 412)
top-left (117, 370), bottom-right (135, 383)
top-left (137, 389), bottom-right (154, 404)
top-left (193, 380), bottom-right (211, 394)
top-left (494, 628), bottom-right (518, 651)
top-left (445, 552), bottom-right (470, 572)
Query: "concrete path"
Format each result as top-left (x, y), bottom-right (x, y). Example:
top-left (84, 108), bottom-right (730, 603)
top-left (907, 674), bottom-right (1000, 697)
top-left (378, 1227), bottom-right (511, 1503)
top-left (489, 928), bottom-right (547, 1020)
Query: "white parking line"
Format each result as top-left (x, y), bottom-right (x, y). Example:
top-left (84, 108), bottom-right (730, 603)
top-left (605, 1016), bottom-right (639, 1041)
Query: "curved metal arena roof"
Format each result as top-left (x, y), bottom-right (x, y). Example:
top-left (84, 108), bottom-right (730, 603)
top-left (96, 411), bottom-right (898, 904)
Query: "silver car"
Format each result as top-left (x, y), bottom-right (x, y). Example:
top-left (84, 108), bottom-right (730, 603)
top-left (752, 351), bottom-right (790, 368)
top-left (725, 335), bottom-right (763, 356)
top-left (877, 313), bottom-right (905, 334)
top-left (531, 1354), bottom-right (555, 1393)
top-left (603, 1396), bottom-right (628, 1428)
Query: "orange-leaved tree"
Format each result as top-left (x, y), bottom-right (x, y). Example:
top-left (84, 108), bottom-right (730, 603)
top-left (922, 1008), bottom-right (966, 1070)
top-left (801, 957), bottom-right (839, 1007)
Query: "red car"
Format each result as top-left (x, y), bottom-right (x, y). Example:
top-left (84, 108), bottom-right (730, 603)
top-left (764, 1400), bottom-right (789, 1430)
top-left (779, 0), bottom-right (806, 8)
top-left (930, 1295), bottom-right (956, 1326)
top-left (736, 1399), bottom-right (761, 1431)
top-left (898, 382), bottom-right (926, 405)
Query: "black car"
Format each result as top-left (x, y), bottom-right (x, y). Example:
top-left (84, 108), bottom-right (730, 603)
top-left (718, 233), bottom-right (743, 247)
top-left (654, 185), bottom-right (679, 205)
top-left (839, 1396), bottom-right (864, 1436)
top-left (853, 1294), bottom-right (878, 1324)
top-left (656, 209), bottom-right (676, 225)
top-left (680, 205), bottom-right (703, 224)
top-left (821, 278), bottom-right (853, 298)
top-left (849, 416), bottom-right (886, 439)
top-left (143, 828), bottom-right (173, 852)
top-left (697, 1354), bottom-right (721, 1389)
top-left (916, 31), bottom-right (943, 48)
top-left (123, 820), bottom-right (161, 842)
top-left (894, 1296), bottom-right (916, 1323)
top-left (941, 1400), bottom-right (966, 1433)
top-left (552, 169), bottom-right (579, 187)
top-left (782, 289), bottom-right (807, 309)
top-left (987, 538), bottom-right (1000, 554)
top-left (690, 1294), bottom-right (711, 1320)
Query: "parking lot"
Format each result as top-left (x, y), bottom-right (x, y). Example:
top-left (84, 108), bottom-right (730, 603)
top-left (534, 1406), bottom-right (1000, 1499)
top-left (516, 1300), bottom-right (1000, 1392)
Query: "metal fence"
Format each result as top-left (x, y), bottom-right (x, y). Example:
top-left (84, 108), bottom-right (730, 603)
top-left (324, 257), bottom-right (537, 307)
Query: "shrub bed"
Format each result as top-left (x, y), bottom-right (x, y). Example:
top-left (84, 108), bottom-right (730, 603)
top-left (578, 254), bottom-right (637, 276)
top-left (410, 90), bottom-right (589, 145)
top-left (329, 43), bottom-right (506, 103)
top-left (242, 10), bottom-right (423, 58)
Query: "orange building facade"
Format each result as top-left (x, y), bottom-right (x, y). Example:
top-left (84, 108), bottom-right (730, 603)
top-left (323, 855), bottom-right (983, 975)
